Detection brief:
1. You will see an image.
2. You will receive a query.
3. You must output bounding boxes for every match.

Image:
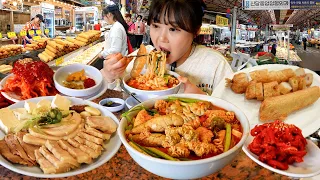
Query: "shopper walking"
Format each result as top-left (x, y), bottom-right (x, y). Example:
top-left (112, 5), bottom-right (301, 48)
top-left (125, 13), bottom-right (136, 48)
top-left (133, 15), bottom-right (145, 48)
top-left (101, 0), bottom-right (233, 95)
top-left (303, 37), bottom-right (307, 51)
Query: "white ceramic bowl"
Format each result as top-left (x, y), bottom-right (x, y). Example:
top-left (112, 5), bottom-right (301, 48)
top-left (122, 71), bottom-right (181, 101)
top-left (54, 64), bottom-right (103, 97)
top-left (125, 95), bottom-right (144, 109)
top-left (99, 98), bottom-right (125, 112)
top-left (118, 94), bottom-right (250, 179)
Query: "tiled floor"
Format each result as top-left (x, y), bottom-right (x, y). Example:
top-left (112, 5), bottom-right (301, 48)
top-left (294, 44), bottom-right (320, 74)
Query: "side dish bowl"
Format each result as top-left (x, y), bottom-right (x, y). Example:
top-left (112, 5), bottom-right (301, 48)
top-left (118, 94), bottom-right (250, 179)
top-left (122, 70), bottom-right (181, 101)
top-left (54, 64), bottom-right (103, 97)
top-left (99, 98), bottom-right (125, 112)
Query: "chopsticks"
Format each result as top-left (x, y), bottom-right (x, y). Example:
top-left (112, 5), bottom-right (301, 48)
top-left (126, 54), bottom-right (148, 58)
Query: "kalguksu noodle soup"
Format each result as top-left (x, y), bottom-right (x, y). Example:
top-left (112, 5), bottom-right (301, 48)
top-left (123, 97), bottom-right (243, 161)
top-left (126, 50), bottom-right (179, 90)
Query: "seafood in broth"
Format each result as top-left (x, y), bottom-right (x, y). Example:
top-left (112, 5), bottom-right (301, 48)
top-left (123, 97), bottom-right (243, 161)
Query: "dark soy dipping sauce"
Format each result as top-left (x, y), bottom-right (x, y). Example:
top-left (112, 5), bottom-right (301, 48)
top-left (103, 101), bottom-right (121, 107)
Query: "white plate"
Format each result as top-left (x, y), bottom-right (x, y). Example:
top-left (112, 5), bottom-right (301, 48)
top-left (242, 134), bottom-right (320, 178)
top-left (0, 75), bottom-right (108, 102)
top-left (0, 96), bottom-right (122, 178)
top-left (212, 64), bottom-right (320, 137)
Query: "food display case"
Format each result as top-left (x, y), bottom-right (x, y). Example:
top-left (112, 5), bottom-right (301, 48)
top-left (31, 3), bottom-right (55, 38)
top-left (75, 6), bottom-right (98, 31)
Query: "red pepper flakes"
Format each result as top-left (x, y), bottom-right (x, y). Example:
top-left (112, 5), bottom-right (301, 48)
top-left (84, 78), bottom-right (96, 88)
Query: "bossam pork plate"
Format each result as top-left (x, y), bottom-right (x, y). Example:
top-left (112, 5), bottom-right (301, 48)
top-left (0, 96), bottom-right (121, 178)
top-left (212, 64), bottom-right (320, 137)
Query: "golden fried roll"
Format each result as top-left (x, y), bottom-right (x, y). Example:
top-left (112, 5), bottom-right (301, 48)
top-left (76, 36), bottom-right (88, 43)
top-left (45, 49), bottom-right (55, 58)
top-left (38, 53), bottom-right (49, 62)
top-left (259, 86), bottom-right (320, 121)
top-left (249, 69), bottom-right (268, 83)
top-left (263, 81), bottom-right (279, 99)
top-left (298, 77), bottom-right (307, 90)
top-left (46, 46), bottom-right (57, 53)
top-left (305, 73), bottom-right (313, 87)
top-left (255, 82), bottom-right (264, 101)
top-left (131, 44), bottom-right (148, 78)
top-left (245, 80), bottom-right (256, 100)
top-left (47, 40), bottom-right (57, 49)
top-left (289, 77), bottom-right (299, 92)
top-left (279, 82), bottom-right (292, 95)
top-left (281, 69), bottom-right (295, 81)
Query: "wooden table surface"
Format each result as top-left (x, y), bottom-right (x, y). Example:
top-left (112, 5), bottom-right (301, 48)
top-left (0, 89), bottom-right (295, 180)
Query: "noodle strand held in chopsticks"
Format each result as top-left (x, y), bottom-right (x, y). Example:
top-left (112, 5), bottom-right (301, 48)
top-left (127, 51), bottom-right (179, 90)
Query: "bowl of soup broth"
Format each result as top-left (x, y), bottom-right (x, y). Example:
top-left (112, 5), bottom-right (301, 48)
top-left (118, 94), bottom-right (249, 179)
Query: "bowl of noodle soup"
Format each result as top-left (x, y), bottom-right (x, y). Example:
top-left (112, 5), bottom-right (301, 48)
top-left (118, 94), bottom-right (249, 179)
top-left (123, 70), bottom-right (181, 101)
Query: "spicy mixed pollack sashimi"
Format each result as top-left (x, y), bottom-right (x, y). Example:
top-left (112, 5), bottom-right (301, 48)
top-left (123, 97), bottom-right (243, 161)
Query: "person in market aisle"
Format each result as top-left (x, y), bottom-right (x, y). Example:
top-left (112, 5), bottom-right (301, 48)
top-left (101, 0), bottom-right (233, 95)
top-left (133, 15), bottom-right (146, 48)
top-left (302, 36), bottom-right (307, 51)
top-left (125, 13), bottom-right (136, 49)
top-left (22, 14), bottom-right (46, 44)
top-left (142, 18), bottom-right (151, 45)
top-left (95, 4), bottom-right (129, 70)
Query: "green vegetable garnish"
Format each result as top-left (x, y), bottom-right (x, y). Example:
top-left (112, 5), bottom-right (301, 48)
top-left (224, 123), bottom-right (232, 152)
top-left (167, 97), bottom-right (200, 103)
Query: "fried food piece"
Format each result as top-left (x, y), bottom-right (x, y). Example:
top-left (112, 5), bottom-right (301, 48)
top-left (249, 69), bottom-right (268, 83)
top-left (255, 82), bottom-right (264, 101)
top-left (225, 73), bottom-right (249, 94)
top-left (131, 114), bottom-right (184, 134)
top-left (245, 80), bottom-right (257, 99)
top-left (131, 44), bottom-right (147, 78)
top-left (279, 82), bottom-right (292, 95)
top-left (289, 77), bottom-right (299, 92)
top-left (131, 133), bottom-right (166, 147)
top-left (259, 86), bottom-right (320, 121)
top-left (263, 81), bottom-right (280, 99)
top-left (267, 71), bottom-right (281, 83)
top-left (298, 77), bottom-right (307, 90)
top-left (281, 69), bottom-right (295, 81)
top-left (305, 73), bottom-right (313, 87)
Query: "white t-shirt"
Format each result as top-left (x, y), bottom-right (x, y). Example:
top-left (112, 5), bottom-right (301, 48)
top-left (101, 21), bottom-right (128, 58)
top-left (171, 45), bottom-right (233, 95)
top-left (108, 45), bottom-right (233, 95)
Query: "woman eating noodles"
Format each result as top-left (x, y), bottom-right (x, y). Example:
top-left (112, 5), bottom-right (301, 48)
top-left (101, 0), bottom-right (233, 95)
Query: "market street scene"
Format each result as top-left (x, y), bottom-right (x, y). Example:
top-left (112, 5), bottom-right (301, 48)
top-left (0, 0), bottom-right (320, 179)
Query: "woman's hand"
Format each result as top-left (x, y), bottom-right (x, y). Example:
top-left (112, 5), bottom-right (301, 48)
top-left (178, 76), bottom-right (206, 95)
top-left (100, 53), bottom-right (132, 83)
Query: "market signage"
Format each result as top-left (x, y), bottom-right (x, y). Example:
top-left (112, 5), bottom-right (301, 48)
top-left (242, 0), bottom-right (290, 10)
top-left (271, 24), bottom-right (293, 30)
top-left (290, 0), bottom-right (320, 9)
top-left (216, 15), bottom-right (228, 27)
